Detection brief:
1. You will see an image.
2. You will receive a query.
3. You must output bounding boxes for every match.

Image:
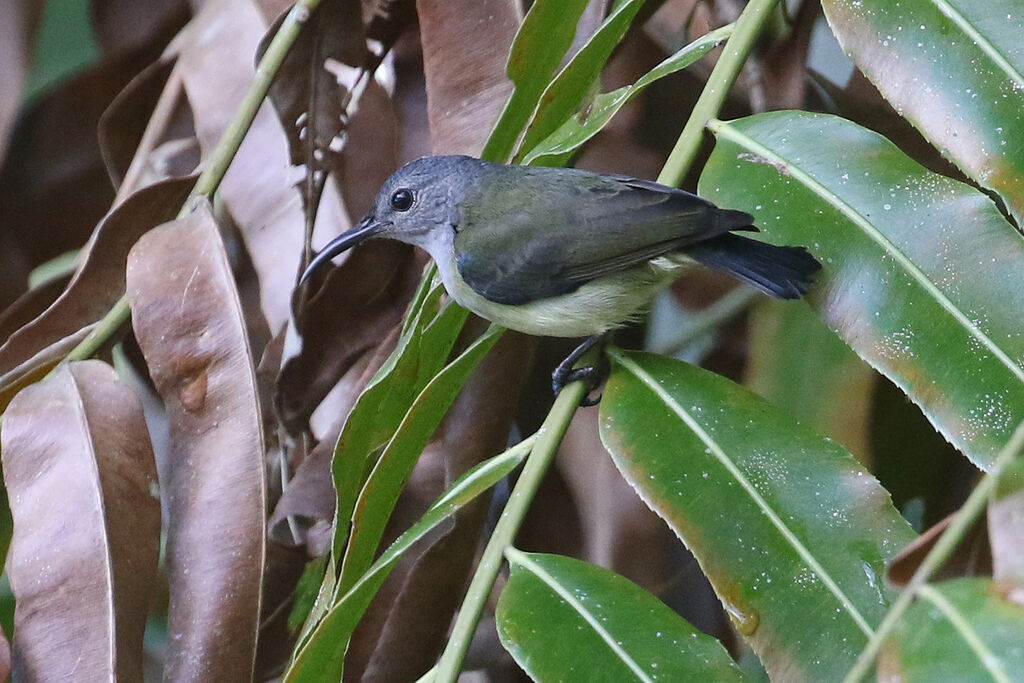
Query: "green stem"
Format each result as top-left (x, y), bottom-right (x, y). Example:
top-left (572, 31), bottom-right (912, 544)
top-left (432, 6), bottom-right (779, 677)
top-left (62, 0), bottom-right (324, 364)
top-left (842, 418), bottom-right (1024, 683)
top-left (657, 0), bottom-right (781, 188)
top-left (433, 369), bottom-right (591, 683)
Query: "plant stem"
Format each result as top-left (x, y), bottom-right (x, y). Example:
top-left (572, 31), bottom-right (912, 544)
top-left (432, 5), bottom-right (779, 677)
top-left (842, 418), bottom-right (1024, 683)
top-left (62, 0), bottom-right (324, 364)
top-left (433, 372), bottom-right (591, 683)
top-left (657, 0), bottom-right (781, 188)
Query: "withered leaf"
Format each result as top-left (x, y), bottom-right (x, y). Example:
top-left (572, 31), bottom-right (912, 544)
top-left (174, 0), bottom-right (348, 330)
top-left (269, 324), bottom-right (401, 549)
top-left (417, 0), bottom-right (520, 155)
top-left (887, 513), bottom-right (991, 589)
top-left (0, 175), bottom-right (194, 388)
top-left (0, 0), bottom-right (43, 164)
top-left (98, 57), bottom-right (179, 188)
top-left (0, 22), bottom-right (179, 269)
top-left (277, 240), bottom-right (419, 434)
top-left (89, 0), bottom-right (190, 55)
top-left (1, 360), bottom-right (160, 682)
top-left (990, 459), bottom-right (1024, 582)
top-left (126, 200), bottom-right (266, 681)
top-left (257, 0), bottom-right (364, 174)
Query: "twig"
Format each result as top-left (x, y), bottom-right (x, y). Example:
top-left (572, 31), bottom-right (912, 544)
top-left (658, 0), bottom-right (782, 187)
top-left (842, 418), bottom-right (1024, 682)
top-left (433, 370), bottom-right (591, 683)
top-left (64, 0), bottom-right (326, 363)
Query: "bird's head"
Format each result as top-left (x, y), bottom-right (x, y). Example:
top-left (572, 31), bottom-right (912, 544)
top-left (300, 155), bottom-right (475, 284)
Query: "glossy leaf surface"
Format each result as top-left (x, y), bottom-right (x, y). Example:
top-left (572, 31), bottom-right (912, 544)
top-left (879, 579), bottom-right (1024, 681)
top-left (497, 550), bottom-right (747, 682)
top-left (700, 111), bottom-right (1024, 470)
top-left (599, 349), bottom-right (916, 681)
top-left (821, 0), bottom-right (1024, 222)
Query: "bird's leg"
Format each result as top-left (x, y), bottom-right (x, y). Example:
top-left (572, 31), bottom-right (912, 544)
top-left (552, 333), bottom-right (609, 407)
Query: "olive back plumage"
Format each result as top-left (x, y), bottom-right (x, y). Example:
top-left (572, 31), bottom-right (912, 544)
top-left (450, 160), bottom-right (757, 305)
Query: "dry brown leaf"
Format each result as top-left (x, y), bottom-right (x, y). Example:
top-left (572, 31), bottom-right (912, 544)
top-left (90, 0), bottom-right (190, 54)
top-left (417, 0), bottom-right (520, 155)
top-left (0, 276), bottom-right (70, 345)
top-left (126, 200), bottom-right (266, 681)
top-left (758, 0), bottom-right (819, 110)
top-left (887, 513), bottom-right (991, 589)
top-left (0, 625), bottom-right (9, 683)
top-left (270, 325), bottom-right (401, 550)
top-left (98, 58), bottom-right (181, 188)
top-left (347, 327), bottom-right (535, 681)
top-left (0, 175), bottom-right (194, 383)
top-left (257, 0), bottom-right (365, 217)
top-left (173, 0), bottom-right (348, 330)
top-left (1, 360), bottom-right (160, 681)
top-left (337, 78), bottom-right (403, 219)
top-left (557, 407), bottom-right (683, 587)
top-left (989, 462), bottom-right (1024, 582)
top-left (278, 241), bottom-right (419, 434)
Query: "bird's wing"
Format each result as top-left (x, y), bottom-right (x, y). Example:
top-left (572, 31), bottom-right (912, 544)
top-left (454, 172), bottom-right (753, 305)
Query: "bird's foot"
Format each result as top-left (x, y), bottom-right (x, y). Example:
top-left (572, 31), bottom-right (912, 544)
top-left (552, 334), bottom-right (609, 406)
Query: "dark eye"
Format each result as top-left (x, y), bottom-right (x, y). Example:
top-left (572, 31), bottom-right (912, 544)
top-left (390, 188), bottom-right (414, 211)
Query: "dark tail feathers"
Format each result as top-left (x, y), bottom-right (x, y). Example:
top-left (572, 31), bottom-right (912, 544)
top-left (689, 233), bottom-right (821, 299)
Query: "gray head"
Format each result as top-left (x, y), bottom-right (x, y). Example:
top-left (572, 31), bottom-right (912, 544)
top-left (301, 155), bottom-right (481, 282)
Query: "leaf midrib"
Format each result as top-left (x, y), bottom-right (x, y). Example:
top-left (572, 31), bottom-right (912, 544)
top-left (506, 549), bottom-right (655, 683)
top-left (917, 584), bottom-right (1011, 683)
top-left (613, 351), bottom-right (876, 639)
top-left (712, 119), bottom-right (1024, 387)
top-left (932, 0), bottom-right (1024, 91)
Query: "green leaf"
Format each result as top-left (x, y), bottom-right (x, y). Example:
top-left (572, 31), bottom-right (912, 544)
top-left (288, 554), bottom-right (329, 635)
top-left (480, 0), bottom-right (592, 163)
top-left (699, 111), bottom-right (1024, 470)
top-left (497, 550), bottom-right (748, 682)
top-left (335, 324), bottom-right (503, 595)
top-left (514, 0), bottom-right (647, 162)
top-left (285, 436), bottom-right (533, 682)
top-left (879, 579), bottom-right (1024, 681)
top-left (599, 349), bottom-right (917, 681)
top-left (821, 0), bottom-right (1024, 223)
top-left (329, 283), bottom-right (466, 560)
top-left (521, 24), bottom-right (732, 166)
top-left (745, 300), bottom-right (875, 463)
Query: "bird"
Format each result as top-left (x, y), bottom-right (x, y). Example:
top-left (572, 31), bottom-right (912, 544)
top-left (302, 155), bottom-right (820, 395)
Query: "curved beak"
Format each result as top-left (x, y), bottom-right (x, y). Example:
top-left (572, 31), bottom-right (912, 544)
top-left (300, 216), bottom-right (384, 284)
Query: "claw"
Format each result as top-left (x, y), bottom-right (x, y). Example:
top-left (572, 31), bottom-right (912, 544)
top-left (552, 334), bottom-right (609, 406)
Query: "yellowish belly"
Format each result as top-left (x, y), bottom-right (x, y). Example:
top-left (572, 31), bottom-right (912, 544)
top-left (439, 255), bottom-right (688, 337)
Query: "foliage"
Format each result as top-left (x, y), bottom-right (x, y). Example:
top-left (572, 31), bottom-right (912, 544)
top-left (0, 0), bottom-right (1022, 681)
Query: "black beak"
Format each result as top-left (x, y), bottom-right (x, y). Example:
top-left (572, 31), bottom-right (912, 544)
top-left (300, 216), bottom-right (383, 284)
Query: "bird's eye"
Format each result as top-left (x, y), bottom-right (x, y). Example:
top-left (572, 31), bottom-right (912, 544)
top-left (390, 188), bottom-right (415, 211)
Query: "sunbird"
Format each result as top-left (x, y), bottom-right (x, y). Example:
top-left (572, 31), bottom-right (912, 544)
top-left (302, 155), bottom-right (820, 393)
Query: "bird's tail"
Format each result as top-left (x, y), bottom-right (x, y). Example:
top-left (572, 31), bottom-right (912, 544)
top-left (688, 232), bottom-right (822, 299)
